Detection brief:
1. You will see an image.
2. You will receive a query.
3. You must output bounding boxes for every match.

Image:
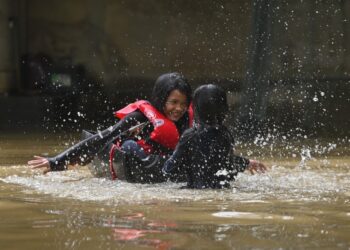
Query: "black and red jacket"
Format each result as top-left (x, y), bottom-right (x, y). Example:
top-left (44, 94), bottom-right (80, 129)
top-left (114, 100), bottom-right (193, 154)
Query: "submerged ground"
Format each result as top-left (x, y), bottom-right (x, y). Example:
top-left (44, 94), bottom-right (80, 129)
top-left (0, 132), bottom-right (349, 249)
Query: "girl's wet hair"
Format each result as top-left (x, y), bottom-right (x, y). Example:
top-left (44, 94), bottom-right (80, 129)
top-left (193, 84), bottom-right (229, 125)
top-left (151, 72), bottom-right (192, 113)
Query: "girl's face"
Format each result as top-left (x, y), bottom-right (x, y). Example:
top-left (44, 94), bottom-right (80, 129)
top-left (163, 89), bottom-right (188, 121)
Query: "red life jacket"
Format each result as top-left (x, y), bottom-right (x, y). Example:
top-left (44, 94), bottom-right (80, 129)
top-left (114, 100), bottom-right (193, 153)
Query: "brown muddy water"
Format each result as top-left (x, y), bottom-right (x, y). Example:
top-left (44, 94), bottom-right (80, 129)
top-left (0, 132), bottom-right (349, 249)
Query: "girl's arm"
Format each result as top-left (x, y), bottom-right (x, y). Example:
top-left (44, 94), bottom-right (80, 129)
top-left (231, 154), bottom-right (267, 175)
top-left (28, 111), bottom-right (147, 173)
top-left (162, 143), bottom-right (186, 174)
top-left (162, 129), bottom-right (193, 174)
top-left (246, 159), bottom-right (267, 174)
top-left (231, 154), bottom-right (250, 173)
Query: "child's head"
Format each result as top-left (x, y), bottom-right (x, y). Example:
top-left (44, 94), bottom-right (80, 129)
top-left (151, 72), bottom-right (192, 121)
top-left (193, 84), bottom-right (229, 125)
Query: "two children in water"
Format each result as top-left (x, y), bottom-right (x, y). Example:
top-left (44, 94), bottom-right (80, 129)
top-left (28, 73), bottom-right (266, 188)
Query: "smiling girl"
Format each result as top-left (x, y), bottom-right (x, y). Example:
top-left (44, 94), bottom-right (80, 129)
top-left (28, 72), bottom-right (193, 183)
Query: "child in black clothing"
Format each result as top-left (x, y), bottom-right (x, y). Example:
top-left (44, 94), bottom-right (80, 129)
top-left (162, 84), bottom-right (266, 189)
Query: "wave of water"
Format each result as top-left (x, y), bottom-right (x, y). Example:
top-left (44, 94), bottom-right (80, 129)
top-left (1, 163), bottom-right (349, 205)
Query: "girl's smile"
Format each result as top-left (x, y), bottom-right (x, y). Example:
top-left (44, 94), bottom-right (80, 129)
top-left (163, 90), bottom-right (188, 121)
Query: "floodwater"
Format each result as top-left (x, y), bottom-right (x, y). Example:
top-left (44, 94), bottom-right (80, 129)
top-left (0, 133), bottom-right (349, 249)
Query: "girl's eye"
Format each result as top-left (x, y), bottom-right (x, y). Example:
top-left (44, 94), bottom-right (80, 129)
top-left (166, 100), bottom-right (187, 108)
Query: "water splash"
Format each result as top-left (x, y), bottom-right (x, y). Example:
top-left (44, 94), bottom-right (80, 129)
top-left (1, 163), bottom-right (349, 206)
top-left (298, 147), bottom-right (313, 168)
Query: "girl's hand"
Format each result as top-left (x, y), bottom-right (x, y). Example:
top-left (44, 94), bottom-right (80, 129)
top-left (28, 156), bottom-right (51, 174)
top-left (247, 159), bottom-right (267, 175)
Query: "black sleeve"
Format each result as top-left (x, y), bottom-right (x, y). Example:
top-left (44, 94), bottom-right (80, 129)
top-left (231, 155), bottom-right (250, 173)
top-left (162, 129), bottom-right (193, 174)
top-left (48, 111), bottom-right (147, 171)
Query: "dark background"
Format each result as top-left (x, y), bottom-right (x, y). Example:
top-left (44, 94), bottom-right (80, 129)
top-left (0, 0), bottom-right (349, 139)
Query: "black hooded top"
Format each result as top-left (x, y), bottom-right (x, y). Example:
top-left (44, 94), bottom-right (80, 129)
top-left (162, 125), bottom-right (249, 189)
top-left (162, 84), bottom-right (250, 189)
